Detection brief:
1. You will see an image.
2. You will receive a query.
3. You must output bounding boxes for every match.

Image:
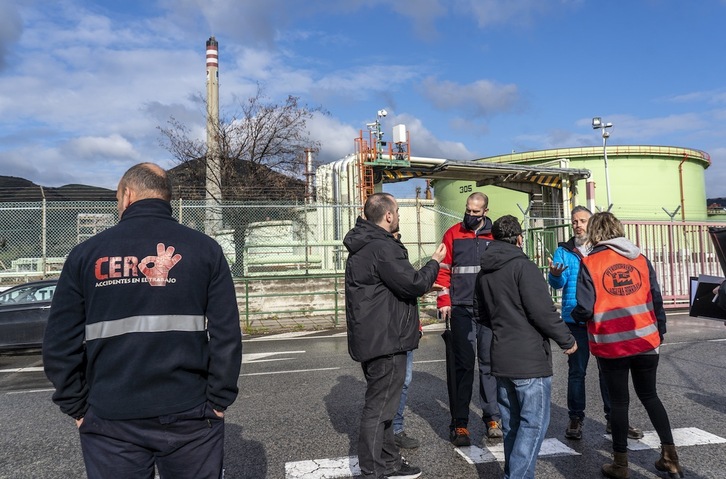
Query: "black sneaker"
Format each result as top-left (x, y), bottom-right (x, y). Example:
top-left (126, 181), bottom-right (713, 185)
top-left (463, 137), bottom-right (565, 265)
top-left (394, 431), bottom-right (420, 449)
top-left (605, 420), bottom-right (644, 439)
top-left (449, 427), bottom-right (471, 447)
top-left (385, 459), bottom-right (422, 479)
top-left (565, 418), bottom-right (583, 439)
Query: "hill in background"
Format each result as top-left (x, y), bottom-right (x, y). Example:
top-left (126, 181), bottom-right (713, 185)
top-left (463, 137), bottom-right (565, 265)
top-left (0, 160), bottom-right (306, 203)
top-left (0, 176), bottom-right (117, 202)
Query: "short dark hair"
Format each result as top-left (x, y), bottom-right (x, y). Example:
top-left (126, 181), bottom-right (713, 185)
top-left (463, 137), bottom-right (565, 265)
top-left (119, 163), bottom-right (172, 201)
top-left (492, 215), bottom-right (522, 244)
top-left (363, 193), bottom-right (395, 224)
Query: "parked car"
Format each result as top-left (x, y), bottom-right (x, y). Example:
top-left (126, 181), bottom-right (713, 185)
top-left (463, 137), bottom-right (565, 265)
top-left (0, 279), bottom-right (57, 351)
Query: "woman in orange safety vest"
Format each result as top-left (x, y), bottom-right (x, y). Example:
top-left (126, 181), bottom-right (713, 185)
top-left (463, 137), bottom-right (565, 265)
top-left (572, 212), bottom-right (683, 479)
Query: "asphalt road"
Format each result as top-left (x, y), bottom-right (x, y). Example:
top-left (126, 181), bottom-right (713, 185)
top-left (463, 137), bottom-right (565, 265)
top-left (1, 312), bottom-right (726, 478)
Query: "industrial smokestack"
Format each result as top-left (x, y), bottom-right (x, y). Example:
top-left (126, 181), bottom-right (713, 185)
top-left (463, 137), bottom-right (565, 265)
top-left (304, 148), bottom-right (316, 203)
top-left (205, 36), bottom-right (222, 235)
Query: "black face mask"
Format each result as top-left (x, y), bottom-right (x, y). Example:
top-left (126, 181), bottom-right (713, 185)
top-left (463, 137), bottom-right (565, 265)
top-left (463, 213), bottom-right (483, 231)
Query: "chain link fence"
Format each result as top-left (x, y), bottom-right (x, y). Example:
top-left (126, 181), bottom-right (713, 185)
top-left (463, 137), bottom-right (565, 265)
top-left (3, 199), bottom-right (717, 332)
top-left (0, 199), bottom-right (456, 332)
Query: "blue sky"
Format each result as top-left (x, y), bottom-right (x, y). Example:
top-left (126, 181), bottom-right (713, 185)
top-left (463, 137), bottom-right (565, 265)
top-left (2, 0), bottom-right (726, 198)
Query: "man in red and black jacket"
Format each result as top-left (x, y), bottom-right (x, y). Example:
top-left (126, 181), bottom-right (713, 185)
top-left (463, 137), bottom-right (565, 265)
top-left (435, 192), bottom-right (501, 446)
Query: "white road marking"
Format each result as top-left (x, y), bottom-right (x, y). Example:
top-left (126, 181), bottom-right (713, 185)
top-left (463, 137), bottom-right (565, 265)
top-left (412, 359), bottom-right (445, 364)
top-left (242, 367), bottom-right (339, 377)
top-left (243, 351), bottom-right (306, 363)
top-left (7, 388), bottom-right (54, 395)
top-left (247, 331), bottom-right (321, 341)
top-left (285, 456), bottom-right (360, 478)
top-left (0, 366), bottom-right (44, 373)
top-left (286, 429), bottom-right (724, 477)
top-left (604, 427), bottom-right (726, 451)
top-left (456, 438), bottom-right (580, 464)
top-left (285, 439), bottom-right (578, 477)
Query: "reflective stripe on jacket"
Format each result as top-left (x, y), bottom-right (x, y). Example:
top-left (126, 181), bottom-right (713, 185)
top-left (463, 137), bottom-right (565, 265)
top-left (581, 249), bottom-right (661, 358)
top-left (435, 220), bottom-right (493, 308)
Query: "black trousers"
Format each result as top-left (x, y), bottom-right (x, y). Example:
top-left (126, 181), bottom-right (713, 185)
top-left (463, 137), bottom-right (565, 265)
top-left (597, 353), bottom-right (674, 453)
top-left (78, 402), bottom-right (225, 479)
top-left (450, 306), bottom-right (499, 428)
top-left (358, 353), bottom-right (407, 478)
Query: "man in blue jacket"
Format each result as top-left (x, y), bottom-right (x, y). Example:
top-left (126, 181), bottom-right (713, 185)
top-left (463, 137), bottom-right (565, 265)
top-left (548, 206), bottom-right (642, 441)
top-left (345, 192), bottom-right (445, 479)
top-left (43, 163), bottom-right (242, 479)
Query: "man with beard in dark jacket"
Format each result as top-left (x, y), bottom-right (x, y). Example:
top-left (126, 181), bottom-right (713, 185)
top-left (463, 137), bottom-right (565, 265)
top-left (474, 215), bottom-right (576, 479)
top-left (345, 192), bottom-right (446, 479)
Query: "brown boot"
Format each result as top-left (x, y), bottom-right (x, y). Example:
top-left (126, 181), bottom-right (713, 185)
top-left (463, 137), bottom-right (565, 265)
top-left (654, 444), bottom-right (684, 478)
top-left (602, 451), bottom-right (629, 478)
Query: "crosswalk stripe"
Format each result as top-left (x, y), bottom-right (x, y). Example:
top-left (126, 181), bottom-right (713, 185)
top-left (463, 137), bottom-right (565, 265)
top-left (606, 427), bottom-right (726, 451)
top-left (456, 438), bottom-right (580, 464)
top-left (284, 428), bottom-right (725, 477)
top-left (285, 456), bottom-right (359, 478)
top-left (284, 439), bottom-right (579, 477)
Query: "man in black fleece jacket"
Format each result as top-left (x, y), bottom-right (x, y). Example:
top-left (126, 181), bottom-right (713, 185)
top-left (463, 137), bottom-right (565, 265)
top-left (345, 192), bottom-right (446, 479)
top-left (474, 215), bottom-right (576, 479)
top-left (43, 163), bottom-right (242, 479)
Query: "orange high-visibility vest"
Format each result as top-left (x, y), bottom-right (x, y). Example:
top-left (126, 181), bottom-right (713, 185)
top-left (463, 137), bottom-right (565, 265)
top-left (581, 249), bottom-right (661, 358)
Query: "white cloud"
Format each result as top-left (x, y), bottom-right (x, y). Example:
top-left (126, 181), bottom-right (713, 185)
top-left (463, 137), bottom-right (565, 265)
top-left (61, 134), bottom-right (140, 161)
top-left (574, 114), bottom-right (709, 143)
top-left (393, 113), bottom-right (473, 160)
top-left (307, 112), bottom-right (359, 164)
top-left (315, 65), bottom-right (421, 97)
top-left (456, 0), bottom-right (580, 28)
top-left (308, 111), bottom-right (475, 165)
top-left (420, 77), bottom-right (521, 118)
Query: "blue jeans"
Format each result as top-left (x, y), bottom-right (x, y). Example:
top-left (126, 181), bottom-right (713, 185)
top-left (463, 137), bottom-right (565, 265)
top-left (498, 376), bottom-right (552, 479)
top-left (393, 351), bottom-right (413, 435)
top-left (567, 323), bottom-right (611, 420)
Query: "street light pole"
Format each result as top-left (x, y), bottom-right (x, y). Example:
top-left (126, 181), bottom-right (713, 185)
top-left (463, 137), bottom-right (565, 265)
top-left (592, 117), bottom-right (613, 210)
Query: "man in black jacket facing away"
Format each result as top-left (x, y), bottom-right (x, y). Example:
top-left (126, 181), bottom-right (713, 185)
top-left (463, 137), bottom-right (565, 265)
top-left (345, 192), bottom-right (446, 479)
top-left (474, 215), bottom-right (576, 479)
top-left (43, 163), bottom-right (242, 479)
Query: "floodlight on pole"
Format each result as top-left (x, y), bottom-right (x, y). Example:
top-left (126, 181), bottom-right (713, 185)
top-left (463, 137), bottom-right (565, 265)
top-left (592, 117), bottom-right (613, 210)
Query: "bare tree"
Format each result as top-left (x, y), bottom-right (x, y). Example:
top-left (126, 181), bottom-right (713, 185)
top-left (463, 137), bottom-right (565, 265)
top-left (159, 86), bottom-right (322, 200)
top-left (158, 86), bottom-right (323, 274)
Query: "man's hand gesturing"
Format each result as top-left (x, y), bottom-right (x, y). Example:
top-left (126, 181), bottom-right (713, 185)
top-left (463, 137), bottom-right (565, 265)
top-left (431, 243), bottom-right (447, 263)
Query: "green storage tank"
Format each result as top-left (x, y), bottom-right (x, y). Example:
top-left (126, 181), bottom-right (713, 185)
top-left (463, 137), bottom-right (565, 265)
top-left (432, 146), bottom-right (711, 222)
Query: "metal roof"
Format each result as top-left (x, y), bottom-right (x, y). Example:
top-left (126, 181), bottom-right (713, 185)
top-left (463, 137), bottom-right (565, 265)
top-left (376, 157), bottom-right (591, 193)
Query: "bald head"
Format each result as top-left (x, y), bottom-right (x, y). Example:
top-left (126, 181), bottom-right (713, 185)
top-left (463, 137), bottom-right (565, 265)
top-left (116, 163), bottom-right (172, 217)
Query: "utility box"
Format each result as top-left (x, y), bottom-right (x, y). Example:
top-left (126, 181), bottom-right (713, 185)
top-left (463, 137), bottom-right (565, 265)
top-left (392, 124), bottom-right (407, 144)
